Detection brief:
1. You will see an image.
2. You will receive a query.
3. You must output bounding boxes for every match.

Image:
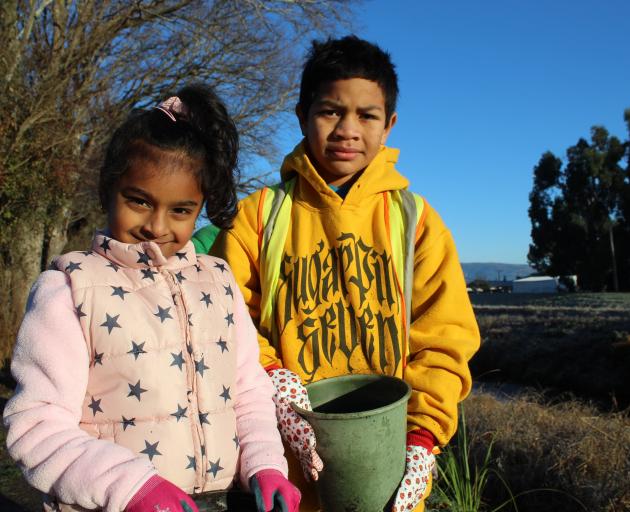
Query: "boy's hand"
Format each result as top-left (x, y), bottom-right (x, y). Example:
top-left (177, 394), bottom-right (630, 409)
top-left (391, 442), bottom-right (435, 512)
top-left (250, 468), bottom-right (301, 512)
top-left (125, 475), bottom-right (199, 512)
top-left (267, 368), bottom-right (324, 481)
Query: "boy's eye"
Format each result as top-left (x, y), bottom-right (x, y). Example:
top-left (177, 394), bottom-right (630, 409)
top-left (319, 109), bottom-right (340, 117)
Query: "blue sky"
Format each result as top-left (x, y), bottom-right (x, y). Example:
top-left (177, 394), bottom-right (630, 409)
top-left (267, 0), bottom-right (630, 264)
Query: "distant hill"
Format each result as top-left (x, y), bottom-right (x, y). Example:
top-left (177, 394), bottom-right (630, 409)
top-left (461, 262), bottom-right (535, 282)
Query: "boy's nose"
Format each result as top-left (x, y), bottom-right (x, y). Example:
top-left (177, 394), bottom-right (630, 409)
top-left (333, 116), bottom-right (360, 139)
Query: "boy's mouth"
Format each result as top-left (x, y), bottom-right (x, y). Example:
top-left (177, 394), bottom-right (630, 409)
top-left (326, 147), bottom-right (360, 160)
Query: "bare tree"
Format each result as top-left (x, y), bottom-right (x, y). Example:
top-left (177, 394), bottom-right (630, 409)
top-left (0, 0), bottom-right (357, 361)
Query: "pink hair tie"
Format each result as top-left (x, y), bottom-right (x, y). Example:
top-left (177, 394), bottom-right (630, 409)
top-left (155, 96), bottom-right (189, 122)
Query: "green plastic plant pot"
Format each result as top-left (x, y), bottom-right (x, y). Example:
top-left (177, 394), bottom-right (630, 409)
top-left (192, 489), bottom-right (258, 511)
top-left (292, 374), bottom-right (411, 512)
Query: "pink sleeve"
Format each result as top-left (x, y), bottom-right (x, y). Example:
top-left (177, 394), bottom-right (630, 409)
top-left (232, 277), bottom-right (288, 485)
top-left (2, 270), bottom-right (156, 511)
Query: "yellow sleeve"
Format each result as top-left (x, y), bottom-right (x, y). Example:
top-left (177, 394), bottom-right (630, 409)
top-left (405, 201), bottom-right (480, 446)
top-left (209, 191), bottom-right (284, 370)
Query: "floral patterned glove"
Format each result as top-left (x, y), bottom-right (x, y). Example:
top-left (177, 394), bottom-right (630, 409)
top-left (391, 430), bottom-right (436, 512)
top-left (250, 468), bottom-right (301, 512)
top-left (125, 475), bottom-right (198, 512)
top-left (267, 368), bottom-right (324, 481)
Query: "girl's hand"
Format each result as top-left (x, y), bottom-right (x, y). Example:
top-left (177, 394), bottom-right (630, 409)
top-left (250, 469), bottom-right (301, 512)
top-left (125, 475), bottom-right (199, 512)
top-left (267, 368), bottom-right (324, 481)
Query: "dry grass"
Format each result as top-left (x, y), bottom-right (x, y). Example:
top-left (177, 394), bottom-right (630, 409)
top-left (470, 292), bottom-right (630, 409)
top-left (460, 391), bottom-right (630, 512)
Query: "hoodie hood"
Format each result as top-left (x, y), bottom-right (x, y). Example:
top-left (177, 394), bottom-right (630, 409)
top-left (280, 140), bottom-right (410, 207)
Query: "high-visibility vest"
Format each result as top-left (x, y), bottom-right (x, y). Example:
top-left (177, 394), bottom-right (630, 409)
top-left (256, 177), bottom-right (424, 369)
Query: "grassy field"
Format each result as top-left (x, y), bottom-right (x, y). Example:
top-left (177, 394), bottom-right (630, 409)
top-left (431, 292), bottom-right (630, 512)
top-left (470, 292), bottom-right (630, 409)
top-left (0, 292), bottom-right (629, 511)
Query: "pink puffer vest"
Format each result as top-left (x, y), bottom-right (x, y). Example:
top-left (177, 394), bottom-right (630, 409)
top-left (53, 232), bottom-right (240, 495)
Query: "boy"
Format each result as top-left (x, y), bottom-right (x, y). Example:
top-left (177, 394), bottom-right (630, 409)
top-left (204, 35), bottom-right (480, 511)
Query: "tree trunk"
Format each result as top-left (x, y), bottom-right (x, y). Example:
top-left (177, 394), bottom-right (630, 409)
top-left (609, 223), bottom-right (619, 292)
top-left (0, 221), bottom-right (45, 364)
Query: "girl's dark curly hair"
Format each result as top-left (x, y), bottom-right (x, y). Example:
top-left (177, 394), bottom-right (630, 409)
top-left (99, 83), bottom-right (239, 229)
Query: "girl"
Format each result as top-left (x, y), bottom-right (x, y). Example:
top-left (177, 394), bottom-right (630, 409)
top-left (3, 85), bottom-right (300, 512)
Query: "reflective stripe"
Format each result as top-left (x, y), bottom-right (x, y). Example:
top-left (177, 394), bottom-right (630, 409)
top-left (258, 178), bottom-right (423, 360)
top-left (259, 179), bottom-right (295, 345)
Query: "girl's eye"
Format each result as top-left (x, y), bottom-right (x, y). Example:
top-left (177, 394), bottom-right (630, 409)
top-left (172, 208), bottom-right (193, 216)
top-left (128, 197), bottom-right (150, 208)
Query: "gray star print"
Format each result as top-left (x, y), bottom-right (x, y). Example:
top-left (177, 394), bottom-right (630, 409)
top-left (186, 455), bottom-right (196, 470)
top-left (140, 440), bottom-right (162, 461)
top-left (175, 252), bottom-right (188, 261)
top-left (154, 305), bottom-right (173, 323)
top-left (170, 351), bottom-right (185, 370)
top-left (175, 271), bottom-right (186, 283)
top-left (219, 385), bottom-right (231, 403)
top-left (198, 412), bottom-right (210, 425)
top-left (171, 404), bottom-right (188, 422)
top-left (214, 262), bottom-right (227, 272)
top-left (127, 380), bottom-right (147, 401)
top-left (93, 351), bottom-right (104, 366)
top-left (225, 312), bottom-right (234, 326)
top-left (136, 250), bottom-right (151, 265)
top-left (188, 313), bottom-right (193, 326)
top-left (200, 291), bottom-right (212, 307)
top-left (65, 261), bottom-right (82, 273)
top-left (141, 268), bottom-right (157, 281)
top-left (88, 397), bottom-right (103, 416)
top-left (100, 313), bottom-right (121, 334)
top-left (106, 261), bottom-right (119, 272)
top-left (195, 357), bottom-right (209, 377)
top-left (207, 458), bottom-right (224, 478)
top-left (224, 284), bottom-right (233, 298)
top-left (76, 303), bottom-right (87, 319)
top-left (233, 433), bottom-right (239, 448)
top-left (127, 341), bottom-right (147, 360)
top-left (216, 338), bottom-right (228, 353)
top-left (100, 238), bottom-right (111, 253)
top-left (122, 416), bottom-right (136, 430)
top-left (111, 286), bottom-right (129, 300)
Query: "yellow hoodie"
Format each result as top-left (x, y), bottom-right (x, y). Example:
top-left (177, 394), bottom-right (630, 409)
top-left (211, 142), bottom-right (479, 446)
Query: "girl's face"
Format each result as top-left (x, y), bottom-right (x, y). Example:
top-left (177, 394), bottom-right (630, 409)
top-left (107, 149), bottom-right (204, 258)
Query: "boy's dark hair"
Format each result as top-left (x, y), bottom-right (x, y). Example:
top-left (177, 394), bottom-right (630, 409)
top-left (299, 35), bottom-right (399, 122)
top-left (99, 83), bottom-right (239, 229)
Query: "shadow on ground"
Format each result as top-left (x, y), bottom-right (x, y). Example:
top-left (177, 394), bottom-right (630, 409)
top-left (0, 493), bottom-right (30, 512)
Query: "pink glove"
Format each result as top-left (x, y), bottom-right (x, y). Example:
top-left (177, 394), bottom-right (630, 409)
top-left (267, 368), bottom-right (324, 481)
top-left (125, 475), bottom-right (198, 512)
top-left (391, 431), bottom-right (436, 512)
top-left (250, 468), bottom-right (301, 512)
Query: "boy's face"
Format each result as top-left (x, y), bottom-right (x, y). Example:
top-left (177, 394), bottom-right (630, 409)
top-left (297, 78), bottom-right (396, 186)
top-left (108, 149), bottom-right (204, 258)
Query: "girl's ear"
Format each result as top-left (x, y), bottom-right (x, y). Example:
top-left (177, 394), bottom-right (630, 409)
top-left (295, 104), bottom-right (307, 136)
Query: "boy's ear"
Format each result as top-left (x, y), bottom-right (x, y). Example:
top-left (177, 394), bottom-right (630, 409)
top-left (381, 112), bottom-right (398, 144)
top-left (295, 104), bottom-right (307, 136)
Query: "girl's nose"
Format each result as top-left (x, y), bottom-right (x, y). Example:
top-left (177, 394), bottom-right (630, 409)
top-left (141, 211), bottom-right (169, 239)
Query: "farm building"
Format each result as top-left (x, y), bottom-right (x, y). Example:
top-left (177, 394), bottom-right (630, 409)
top-left (512, 276), bottom-right (558, 293)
